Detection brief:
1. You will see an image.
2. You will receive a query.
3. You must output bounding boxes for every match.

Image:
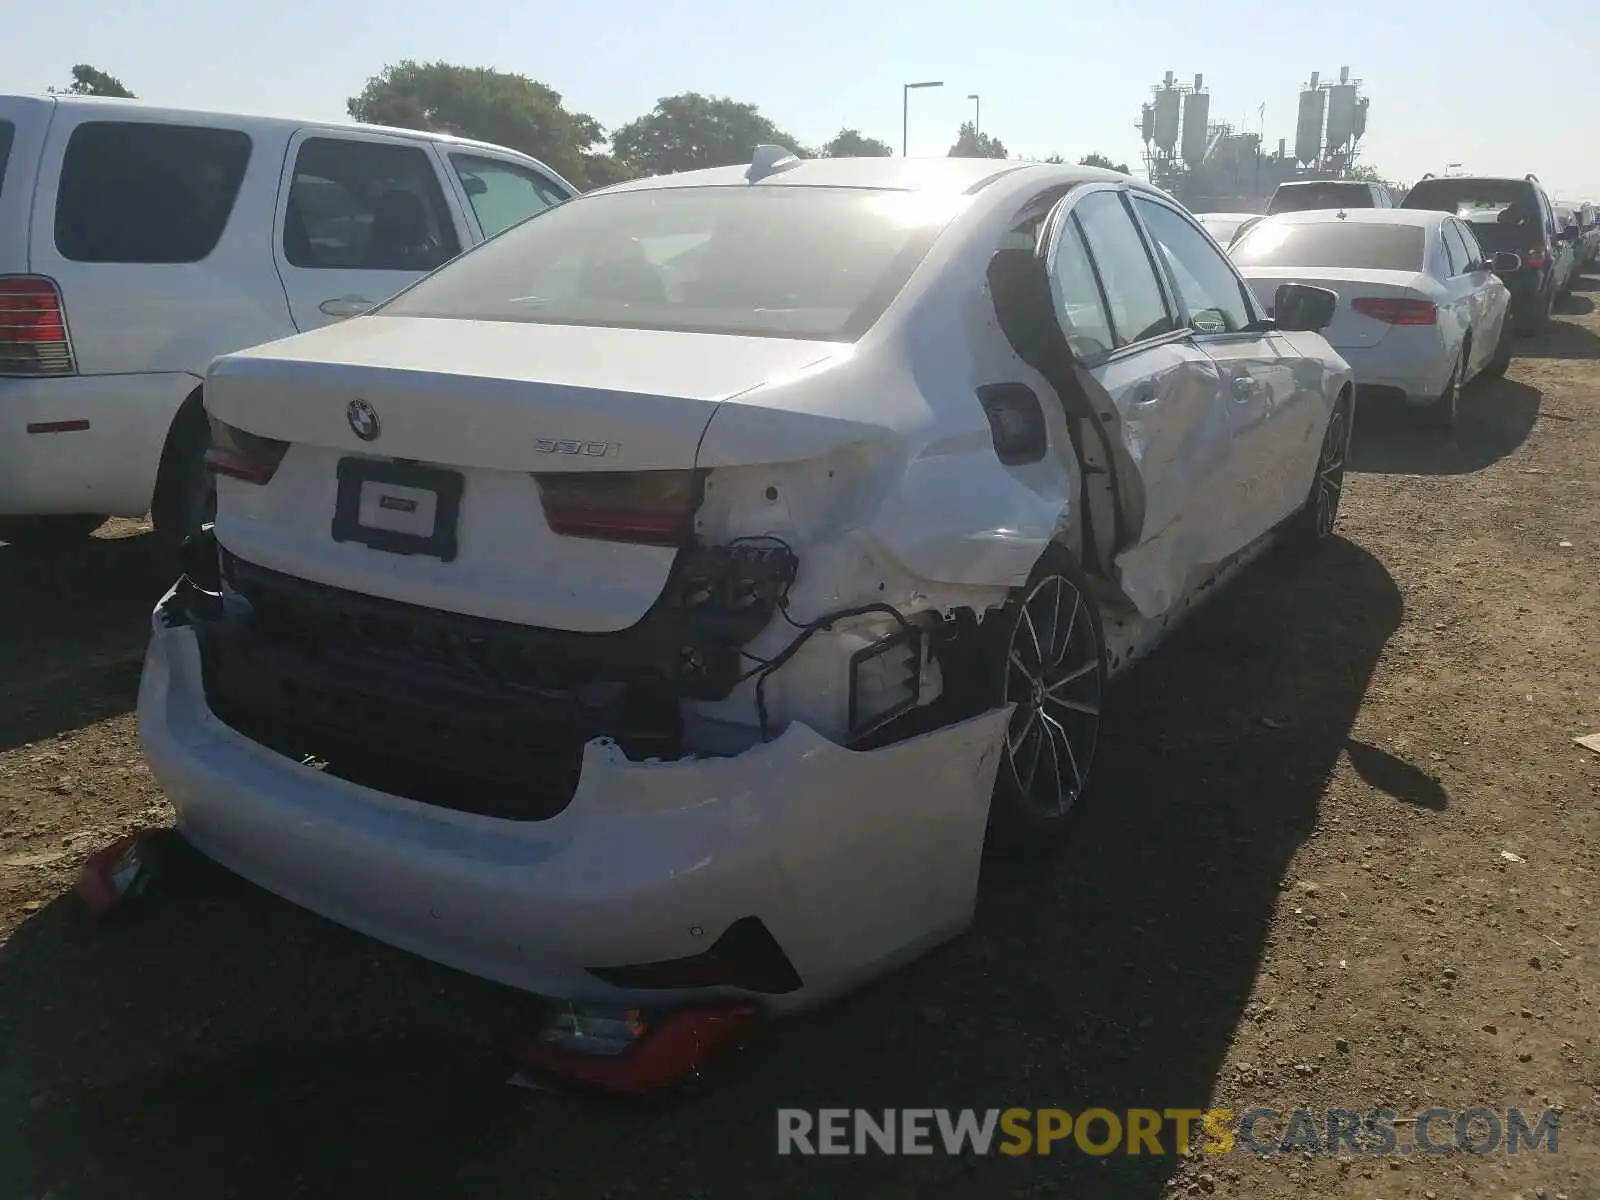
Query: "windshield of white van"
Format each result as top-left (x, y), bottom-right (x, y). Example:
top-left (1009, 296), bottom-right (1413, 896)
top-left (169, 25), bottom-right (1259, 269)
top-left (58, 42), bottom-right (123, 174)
top-left (0, 122), bottom-right (14, 201)
top-left (379, 185), bottom-right (970, 342)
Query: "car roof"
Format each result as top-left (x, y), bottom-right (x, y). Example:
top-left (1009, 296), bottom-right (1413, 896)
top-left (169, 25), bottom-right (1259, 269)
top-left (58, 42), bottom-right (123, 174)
top-left (1258, 208), bottom-right (1441, 227)
top-left (0, 92), bottom-right (539, 160)
top-left (592, 155), bottom-right (1132, 196)
top-left (1275, 179), bottom-right (1372, 189)
top-left (1198, 211), bottom-right (1261, 220)
top-left (1407, 176), bottom-right (1537, 188)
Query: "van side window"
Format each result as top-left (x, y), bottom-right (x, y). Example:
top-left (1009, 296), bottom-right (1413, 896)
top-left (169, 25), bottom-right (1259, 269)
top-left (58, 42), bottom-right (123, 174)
top-left (54, 122), bottom-right (252, 264)
top-left (284, 138), bottom-right (461, 272)
top-left (449, 154), bottom-right (567, 239)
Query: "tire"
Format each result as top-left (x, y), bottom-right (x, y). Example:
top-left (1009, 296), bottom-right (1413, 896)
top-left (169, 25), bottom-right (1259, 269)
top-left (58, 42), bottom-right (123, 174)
top-left (0, 514), bottom-right (108, 553)
top-left (1284, 388), bottom-right (1352, 550)
top-left (1420, 351), bottom-right (1462, 432)
top-left (150, 401), bottom-right (215, 567)
top-left (1516, 284), bottom-right (1552, 336)
top-left (1482, 317), bottom-right (1514, 379)
top-left (983, 544), bottom-right (1108, 849)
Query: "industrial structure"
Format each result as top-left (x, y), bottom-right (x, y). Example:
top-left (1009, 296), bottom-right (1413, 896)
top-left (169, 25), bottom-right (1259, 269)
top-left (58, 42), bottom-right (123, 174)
top-left (1137, 67), bottom-right (1376, 212)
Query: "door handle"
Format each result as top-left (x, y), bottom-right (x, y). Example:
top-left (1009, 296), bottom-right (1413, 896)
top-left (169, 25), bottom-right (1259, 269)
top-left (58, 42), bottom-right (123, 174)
top-left (319, 295), bottom-right (375, 318)
top-left (1231, 376), bottom-right (1258, 400)
top-left (1131, 388), bottom-right (1160, 406)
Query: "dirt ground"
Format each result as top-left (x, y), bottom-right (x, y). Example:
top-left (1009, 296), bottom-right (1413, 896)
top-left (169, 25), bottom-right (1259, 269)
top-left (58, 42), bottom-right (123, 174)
top-left (1, 278), bottom-right (1597, 1200)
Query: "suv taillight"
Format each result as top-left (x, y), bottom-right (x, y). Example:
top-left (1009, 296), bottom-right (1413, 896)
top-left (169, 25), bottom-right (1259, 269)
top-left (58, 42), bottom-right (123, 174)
top-left (0, 275), bottom-right (76, 377)
top-left (205, 416), bottom-right (289, 485)
top-left (535, 470), bottom-right (703, 547)
top-left (1524, 246), bottom-right (1549, 270)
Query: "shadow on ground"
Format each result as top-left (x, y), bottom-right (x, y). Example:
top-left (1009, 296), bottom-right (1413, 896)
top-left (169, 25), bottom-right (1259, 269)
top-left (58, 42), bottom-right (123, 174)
top-left (1347, 377), bottom-right (1541, 476)
top-left (0, 538), bottom-right (1408, 1199)
top-left (0, 531), bottom-right (172, 752)
top-left (1516, 313), bottom-right (1600, 360)
top-left (1554, 292), bottom-right (1594, 317)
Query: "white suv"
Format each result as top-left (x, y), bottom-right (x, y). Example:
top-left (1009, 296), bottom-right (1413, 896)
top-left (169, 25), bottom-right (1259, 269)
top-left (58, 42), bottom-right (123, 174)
top-left (0, 94), bottom-right (575, 552)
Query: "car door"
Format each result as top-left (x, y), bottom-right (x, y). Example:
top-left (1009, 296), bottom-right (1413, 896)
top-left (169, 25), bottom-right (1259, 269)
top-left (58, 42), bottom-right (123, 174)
top-left (1453, 220), bottom-right (1510, 370)
top-left (273, 128), bottom-right (470, 330)
top-left (1037, 185), bottom-right (1241, 618)
top-left (438, 149), bottom-right (573, 242)
top-left (1435, 220), bottom-right (1480, 373)
top-left (1129, 192), bottom-right (1316, 543)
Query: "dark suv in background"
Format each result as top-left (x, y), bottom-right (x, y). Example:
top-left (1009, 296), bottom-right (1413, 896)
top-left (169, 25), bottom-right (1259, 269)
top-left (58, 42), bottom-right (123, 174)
top-left (1402, 174), bottom-right (1562, 334)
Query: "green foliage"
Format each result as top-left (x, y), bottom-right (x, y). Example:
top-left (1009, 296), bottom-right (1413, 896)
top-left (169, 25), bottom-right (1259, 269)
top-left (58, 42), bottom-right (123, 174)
top-left (948, 122), bottom-right (1007, 160)
top-left (52, 65), bottom-right (135, 98)
top-left (1078, 153), bottom-right (1131, 174)
top-left (611, 93), bottom-right (811, 176)
top-left (822, 128), bottom-right (893, 158)
top-left (347, 61), bottom-right (608, 187)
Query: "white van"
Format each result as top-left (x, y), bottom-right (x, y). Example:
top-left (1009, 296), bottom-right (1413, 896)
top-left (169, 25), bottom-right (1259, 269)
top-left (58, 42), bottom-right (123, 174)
top-left (0, 94), bottom-right (576, 552)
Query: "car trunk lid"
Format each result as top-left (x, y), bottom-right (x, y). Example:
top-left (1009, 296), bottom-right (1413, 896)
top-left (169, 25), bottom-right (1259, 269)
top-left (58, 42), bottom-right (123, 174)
top-left (1241, 267), bottom-right (1430, 349)
top-left (205, 314), bottom-right (841, 633)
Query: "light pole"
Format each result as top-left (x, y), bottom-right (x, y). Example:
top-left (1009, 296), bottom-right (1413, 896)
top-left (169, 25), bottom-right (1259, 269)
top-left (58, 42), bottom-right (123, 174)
top-left (968, 93), bottom-right (981, 136)
top-left (902, 80), bottom-right (944, 156)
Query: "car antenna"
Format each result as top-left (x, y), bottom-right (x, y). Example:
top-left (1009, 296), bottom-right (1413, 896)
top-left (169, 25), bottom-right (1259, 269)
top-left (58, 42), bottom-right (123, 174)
top-left (747, 144), bottom-right (802, 183)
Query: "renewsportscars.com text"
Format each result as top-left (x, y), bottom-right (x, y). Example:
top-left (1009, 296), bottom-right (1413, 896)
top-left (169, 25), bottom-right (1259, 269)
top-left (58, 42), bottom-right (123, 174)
top-left (776, 1107), bottom-right (1560, 1157)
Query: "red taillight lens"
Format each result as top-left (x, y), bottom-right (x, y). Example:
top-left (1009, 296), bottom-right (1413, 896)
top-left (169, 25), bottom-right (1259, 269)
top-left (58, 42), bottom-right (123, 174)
top-left (204, 416), bottom-right (289, 485)
top-left (1351, 297), bottom-right (1438, 326)
top-left (1523, 247), bottom-right (1548, 270)
top-left (535, 469), bottom-right (703, 547)
top-left (0, 275), bottom-right (76, 377)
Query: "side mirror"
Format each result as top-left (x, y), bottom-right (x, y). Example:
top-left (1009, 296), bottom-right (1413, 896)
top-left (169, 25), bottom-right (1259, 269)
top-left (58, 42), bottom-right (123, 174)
top-left (1273, 283), bottom-right (1338, 333)
top-left (1491, 250), bottom-right (1523, 273)
top-left (461, 174), bottom-right (489, 197)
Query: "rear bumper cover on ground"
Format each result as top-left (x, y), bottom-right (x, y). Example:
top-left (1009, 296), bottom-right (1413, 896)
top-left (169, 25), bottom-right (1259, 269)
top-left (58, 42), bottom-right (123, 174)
top-left (138, 590), bottom-right (1011, 1014)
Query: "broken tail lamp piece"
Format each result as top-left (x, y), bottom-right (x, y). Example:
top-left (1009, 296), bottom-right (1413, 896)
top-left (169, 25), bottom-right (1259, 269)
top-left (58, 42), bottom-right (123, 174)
top-left (512, 1003), bottom-right (759, 1096)
top-left (75, 828), bottom-right (165, 917)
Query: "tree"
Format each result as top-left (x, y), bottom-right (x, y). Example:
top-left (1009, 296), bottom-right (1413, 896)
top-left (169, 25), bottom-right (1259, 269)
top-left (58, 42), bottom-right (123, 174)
top-left (948, 122), bottom-right (1007, 160)
top-left (821, 128), bottom-right (893, 158)
top-left (611, 93), bottom-right (810, 176)
top-left (51, 65), bottom-right (134, 98)
top-left (347, 61), bottom-right (610, 188)
top-left (1042, 154), bottom-right (1066, 164)
top-left (1079, 153), bottom-right (1131, 174)
top-left (1344, 164), bottom-right (1383, 183)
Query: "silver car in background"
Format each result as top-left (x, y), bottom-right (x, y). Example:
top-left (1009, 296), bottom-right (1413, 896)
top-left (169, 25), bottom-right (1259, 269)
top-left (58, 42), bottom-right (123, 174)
top-left (1196, 211), bottom-right (1264, 248)
top-left (1231, 209), bottom-right (1517, 431)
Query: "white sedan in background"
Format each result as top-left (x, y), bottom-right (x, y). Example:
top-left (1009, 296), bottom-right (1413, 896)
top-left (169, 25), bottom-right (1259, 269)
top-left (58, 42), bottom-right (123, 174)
top-left (1230, 209), bottom-right (1518, 430)
top-left (1195, 211), bottom-right (1264, 248)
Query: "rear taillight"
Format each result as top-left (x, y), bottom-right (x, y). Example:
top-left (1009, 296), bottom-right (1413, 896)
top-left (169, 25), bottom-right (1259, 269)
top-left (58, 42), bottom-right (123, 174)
top-left (0, 275), bottom-right (76, 377)
top-left (1351, 297), bottom-right (1438, 326)
top-left (1524, 247), bottom-right (1549, 270)
top-left (535, 470), bottom-right (703, 547)
top-left (204, 416), bottom-right (289, 485)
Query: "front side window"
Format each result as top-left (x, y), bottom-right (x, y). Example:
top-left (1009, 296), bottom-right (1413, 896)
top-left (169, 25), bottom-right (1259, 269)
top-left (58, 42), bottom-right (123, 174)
top-left (450, 154), bottom-right (568, 239)
top-left (1443, 222), bottom-right (1476, 274)
top-left (54, 122), bottom-right (252, 264)
top-left (284, 137), bottom-right (461, 272)
top-left (1133, 197), bottom-right (1252, 334)
top-left (1455, 222), bottom-right (1485, 265)
top-left (380, 185), bottom-right (968, 342)
top-left (1068, 190), bottom-right (1174, 346)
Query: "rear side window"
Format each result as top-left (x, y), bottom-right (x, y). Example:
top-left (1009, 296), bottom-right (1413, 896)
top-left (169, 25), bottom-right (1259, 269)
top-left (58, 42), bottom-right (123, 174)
top-left (1231, 221), bottom-right (1426, 272)
top-left (0, 121), bottom-right (14, 200)
top-left (55, 122), bottom-right (252, 264)
top-left (283, 137), bottom-right (461, 272)
top-left (449, 154), bottom-right (567, 239)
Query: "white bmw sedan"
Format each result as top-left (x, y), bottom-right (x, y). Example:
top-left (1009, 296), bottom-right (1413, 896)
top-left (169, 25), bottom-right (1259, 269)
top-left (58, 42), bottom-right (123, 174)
top-left (1230, 208), bottom-right (1518, 430)
top-left (138, 152), bottom-right (1351, 1017)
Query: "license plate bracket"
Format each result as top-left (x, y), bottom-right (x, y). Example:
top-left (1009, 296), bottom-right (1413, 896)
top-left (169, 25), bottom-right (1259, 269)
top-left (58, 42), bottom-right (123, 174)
top-left (331, 458), bottom-right (464, 562)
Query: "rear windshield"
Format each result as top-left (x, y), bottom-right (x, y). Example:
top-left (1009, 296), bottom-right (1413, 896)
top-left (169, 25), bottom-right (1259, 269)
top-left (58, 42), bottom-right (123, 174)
top-left (1269, 183), bottom-right (1372, 214)
top-left (379, 185), bottom-right (968, 342)
top-left (0, 121), bottom-right (14, 200)
top-left (1403, 180), bottom-right (1537, 227)
top-left (1231, 221), bottom-right (1426, 271)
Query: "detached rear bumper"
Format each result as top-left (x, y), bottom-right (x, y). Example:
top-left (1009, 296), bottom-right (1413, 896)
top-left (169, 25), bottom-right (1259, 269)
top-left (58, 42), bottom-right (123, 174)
top-left (137, 587), bottom-right (1010, 1015)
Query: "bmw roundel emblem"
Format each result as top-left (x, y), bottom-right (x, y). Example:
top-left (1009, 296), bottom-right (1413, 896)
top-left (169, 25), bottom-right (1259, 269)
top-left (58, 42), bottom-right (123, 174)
top-left (347, 398), bottom-right (380, 442)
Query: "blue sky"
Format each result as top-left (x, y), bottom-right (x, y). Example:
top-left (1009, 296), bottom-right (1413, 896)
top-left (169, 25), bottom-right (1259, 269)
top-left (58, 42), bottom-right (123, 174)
top-left (6, 0), bottom-right (1598, 198)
